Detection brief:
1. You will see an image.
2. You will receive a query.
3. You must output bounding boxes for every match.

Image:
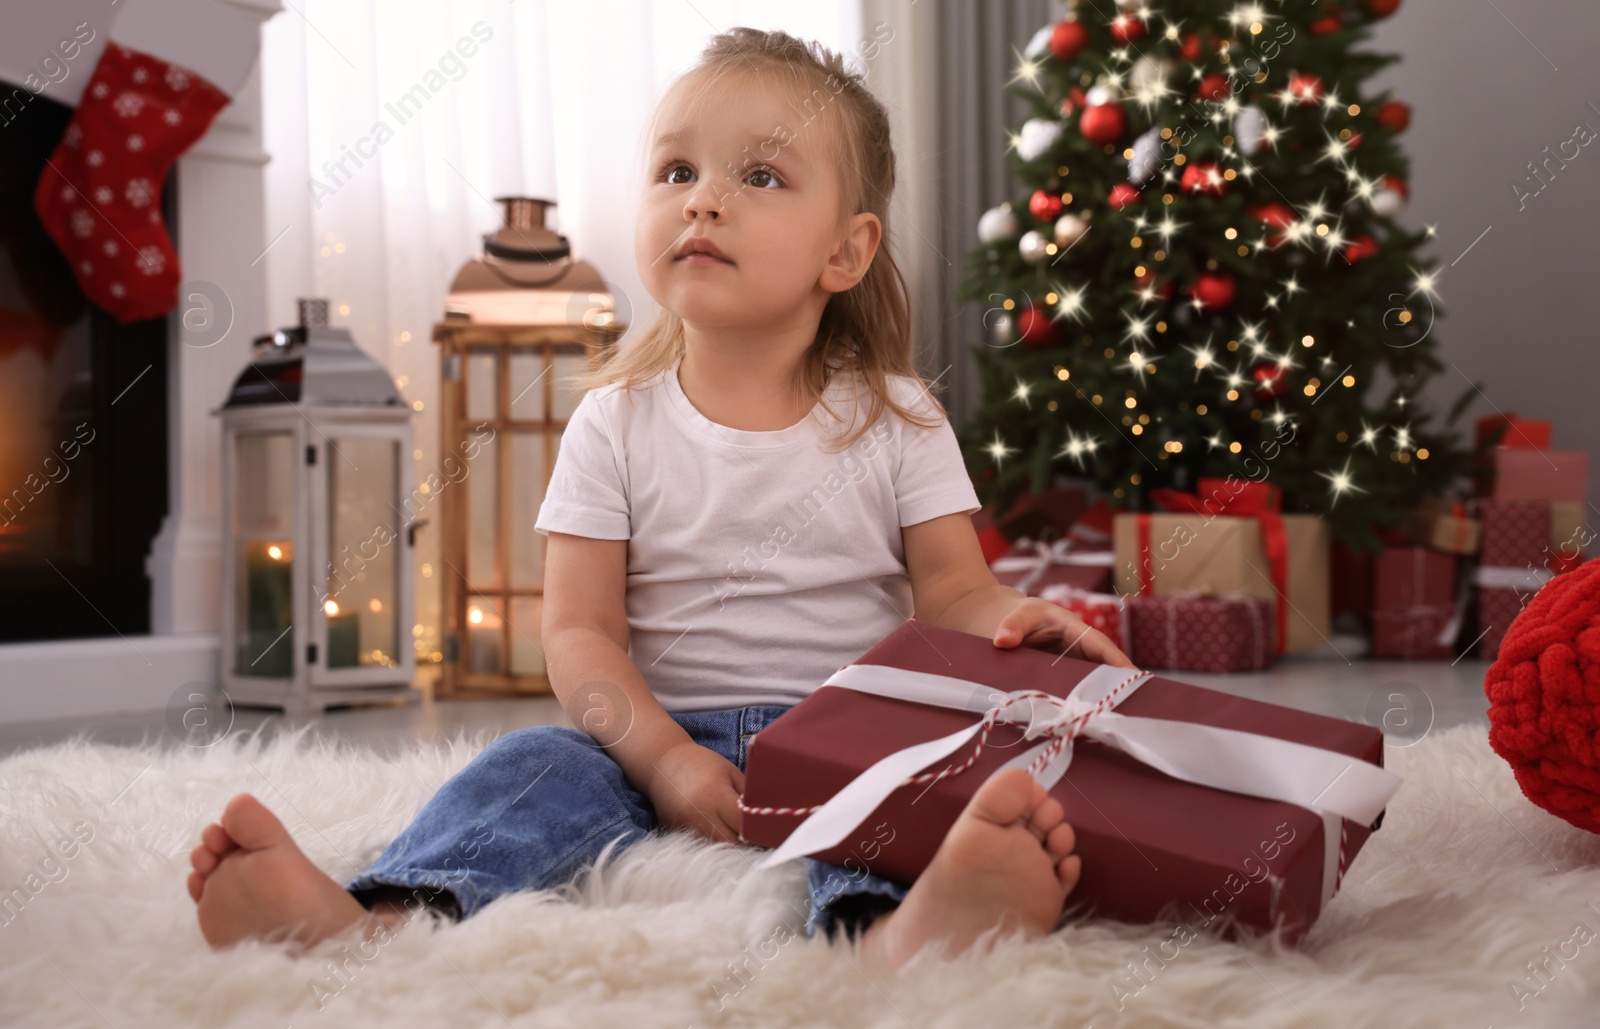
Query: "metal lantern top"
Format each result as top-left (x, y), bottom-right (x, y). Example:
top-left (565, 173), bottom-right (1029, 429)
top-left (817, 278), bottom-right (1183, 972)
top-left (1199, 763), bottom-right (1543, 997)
top-left (221, 298), bottom-right (403, 410)
top-left (443, 196), bottom-right (615, 326)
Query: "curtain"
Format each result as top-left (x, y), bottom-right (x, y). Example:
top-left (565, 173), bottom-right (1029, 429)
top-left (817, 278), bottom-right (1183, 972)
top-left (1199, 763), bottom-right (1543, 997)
top-left (862, 0), bottom-right (1057, 426)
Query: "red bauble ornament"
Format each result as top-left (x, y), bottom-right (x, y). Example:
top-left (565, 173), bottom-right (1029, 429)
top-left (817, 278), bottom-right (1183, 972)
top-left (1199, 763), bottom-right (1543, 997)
top-left (1178, 32), bottom-right (1219, 61)
top-left (1109, 14), bottom-right (1146, 43)
top-left (1364, 0), bottom-right (1402, 19)
top-left (1190, 271), bottom-right (1237, 311)
top-left (1251, 361), bottom-right (1286, 398)
top-left (1016, 304), bottom-right (1059, 347)
top-left (1310, 6), bottom-right (1345, 34)
top-left (1029, 189), bottom-right (1064, 222)
top-left (1486, 558), bottom-right (1600, 833)
top-left (1288, 73), bottom-right (1324, 105)
top-left (1248, 201), bottom-right (1298, 246)
top-left (1050, 20), bottom-right (1090, 61)
top-left (1347, 131), bottom-right (1364, 150)
top-left (1180, 161), bottom-right (1227, 198)
top-left (1375, 99), bottom-right (1412, 132)
top-left (1344, 234), bottom-right (1380, 262)
top-left (1384, 175), bottom-right (1409, 202)
top-left (1108, 183), bottom-right (1142, 210)
top-left (1197, 74), bottom-right (1230, 102)
top-left (1079, 103), bottom-right (1127, 145)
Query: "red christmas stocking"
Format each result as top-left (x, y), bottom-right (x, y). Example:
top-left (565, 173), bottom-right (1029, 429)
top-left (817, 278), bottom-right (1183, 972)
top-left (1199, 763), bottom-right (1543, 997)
top-left (33, 43), bottom-right (230, 324)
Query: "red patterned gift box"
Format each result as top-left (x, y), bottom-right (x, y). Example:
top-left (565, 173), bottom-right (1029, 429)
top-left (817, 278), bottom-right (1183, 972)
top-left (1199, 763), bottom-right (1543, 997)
top-left (1476, 500), bottom-right (1554, 659)
top-left (1371, 547), bottom-right (1457, 660)
top-left (739, 621), bottom-right (1399, 947)
top-left (1038, 584), bottom-right (1127, 652)
top-left (991, 537), bottom-right (1113, 595)
top-left (1125, 593), bottom-right (1275, 673)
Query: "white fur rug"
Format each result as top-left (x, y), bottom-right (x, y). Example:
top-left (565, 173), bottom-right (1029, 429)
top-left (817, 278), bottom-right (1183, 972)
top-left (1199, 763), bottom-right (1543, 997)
top-left (3, 719), bottom-right (1599, 1029)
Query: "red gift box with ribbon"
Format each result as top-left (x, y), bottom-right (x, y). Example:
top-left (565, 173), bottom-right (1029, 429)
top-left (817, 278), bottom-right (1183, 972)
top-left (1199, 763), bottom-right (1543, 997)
top-left (1125, 593), bottom-right (1275, 672)
top-left (1371, 547), bottom-right (1459, 660)
top-left (1476, 500), bottom-right (1555, 660)
top-left (1112, 478), bottom-right (1330, 654)
top-left (1038, 584), bottom-right (1127, 652)
top-left (739, 621), bottom-right (1399, 947)
top-left (991, 537), bottom-right (1114, 595)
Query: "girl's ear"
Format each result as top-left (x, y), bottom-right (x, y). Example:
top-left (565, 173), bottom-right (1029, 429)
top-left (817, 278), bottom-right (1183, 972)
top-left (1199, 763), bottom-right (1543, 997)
top-left (819, 212), bottom-right (882, 294)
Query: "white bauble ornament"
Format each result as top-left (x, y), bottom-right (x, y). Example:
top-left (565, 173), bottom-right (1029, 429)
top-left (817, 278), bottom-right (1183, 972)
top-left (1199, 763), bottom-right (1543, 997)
top-left (977, 203), bottom-right (1021, 243)
top-left (1127, 125), bottom-right (1163, 184)
top-left (1054, 212), bottom-right (1090, 247)
top-left (1085, 84), bottom-right (1116, 107)
top-left (1024, 24), bottom-right (1053, 60)
top-left (1234, 105), bottom-right (1266, 155)
top-left (1018, 230), bottom-right (1050, 263)
top-left (1016, 118), bottom-right (1064, 162)
top-left (1114, 0), bottom-right (1140, 8)
top-left (990, 311), bottom-right (1016, 347)
top-left (1370, 186), bottom-right (1405, 218)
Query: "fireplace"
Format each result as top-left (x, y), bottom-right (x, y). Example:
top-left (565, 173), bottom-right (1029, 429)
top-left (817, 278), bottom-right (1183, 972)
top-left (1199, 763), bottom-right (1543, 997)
top-left (0, 89), bottom-right (172, 643)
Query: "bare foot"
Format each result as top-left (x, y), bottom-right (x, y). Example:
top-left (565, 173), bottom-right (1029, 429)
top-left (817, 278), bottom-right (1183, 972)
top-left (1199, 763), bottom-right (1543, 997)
top-left (188, 793), bottom-right (398, 950)
top-left (861, 768), bottom-right (1080, 969)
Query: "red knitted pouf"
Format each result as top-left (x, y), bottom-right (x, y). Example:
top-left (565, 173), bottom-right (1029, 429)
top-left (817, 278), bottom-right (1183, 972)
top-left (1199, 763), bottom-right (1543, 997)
top-left (1485, 558), bottom-right (1600, 834)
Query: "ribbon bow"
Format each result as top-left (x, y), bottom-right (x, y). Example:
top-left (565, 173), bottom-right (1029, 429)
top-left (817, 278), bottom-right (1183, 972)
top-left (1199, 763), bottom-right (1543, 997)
top-left (990, 537), bottom-right (1114, 595)
top-left (754, 661), bottom-right (1402, 909)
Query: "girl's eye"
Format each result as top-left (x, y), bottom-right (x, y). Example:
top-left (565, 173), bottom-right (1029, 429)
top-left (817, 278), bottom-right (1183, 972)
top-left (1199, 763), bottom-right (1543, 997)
top-left (659, 161), bottom-right (693, 185)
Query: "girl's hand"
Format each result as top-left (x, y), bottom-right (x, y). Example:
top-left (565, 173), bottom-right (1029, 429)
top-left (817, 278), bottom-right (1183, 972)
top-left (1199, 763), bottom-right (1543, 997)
top-left (646, 741), bottom-right (747, 843)
top-left (992, 597), bottom-right (1137, 668)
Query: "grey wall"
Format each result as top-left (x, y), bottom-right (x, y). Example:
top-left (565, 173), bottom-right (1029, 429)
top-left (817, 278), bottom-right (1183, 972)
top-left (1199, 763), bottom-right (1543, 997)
top-left (1370, 0), bottom-right (1600, 515)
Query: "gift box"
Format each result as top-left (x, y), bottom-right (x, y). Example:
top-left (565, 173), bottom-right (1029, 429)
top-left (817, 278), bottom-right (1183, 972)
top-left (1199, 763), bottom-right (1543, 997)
top-left (1548, 502), bottom-right (1590, 574)
top-left (1483, 447), bottom-right (1588, 503)
top-left (1475, 564), bottom-right (1553, 661)
top-left (1371, 547), bottom-right (1457, 660)
top-left (1410, 499), bottom-right (1480, 556)
top-left (1475, 413), bottom-right (1551, 451)
top-left (994, 485), bottom-right (1094, 543)
top-left (1329, 537), bottom-right (1374, 626)
top-left (1113, 491), bottom-right (1330, 654)
top-left (740, 621), bottom-right (1399, 947)
top-left (1125, 593), bottom-right (1275, 672)
top-left (1479, 499), bottom-right (1551, 567)
top-left (1038, 584), bottom-right (1126, 652)
top-left (992, 537), bottom-right (1113, 595)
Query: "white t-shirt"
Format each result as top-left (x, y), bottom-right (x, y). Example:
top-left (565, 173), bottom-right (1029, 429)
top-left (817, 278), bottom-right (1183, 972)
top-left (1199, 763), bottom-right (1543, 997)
top-left (533, 356), bottom-right (981, 711)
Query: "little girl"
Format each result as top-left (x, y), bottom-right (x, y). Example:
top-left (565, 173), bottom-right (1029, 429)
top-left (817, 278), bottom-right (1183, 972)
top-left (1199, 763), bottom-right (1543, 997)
top-left (188, 27), bottom-right (1131, 971)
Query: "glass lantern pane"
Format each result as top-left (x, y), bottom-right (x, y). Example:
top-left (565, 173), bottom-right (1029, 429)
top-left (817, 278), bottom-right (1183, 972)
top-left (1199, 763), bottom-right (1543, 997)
top-left (551, 348), bottom-right (590, 420)
top-left (466, 430), bottom-right (500, 589)
top-left (465, 594), bottom-right (504, 674)
top-left (465, 350), bottom-right (498, 423)
top-left (509, 596), bottom-right (544, 676)
top-left (509, 431), bottom-right (547, 588)
top-left (233, 431), bottom-right (295, 678)
top-left (324, 436), bottom-right (400, 670)
top-left (509, 350), bottom-right (544, 421)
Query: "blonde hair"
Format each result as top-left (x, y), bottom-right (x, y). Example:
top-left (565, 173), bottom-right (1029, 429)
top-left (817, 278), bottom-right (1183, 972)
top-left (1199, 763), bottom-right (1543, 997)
top-left (568, 26), bottom-right (946, 453)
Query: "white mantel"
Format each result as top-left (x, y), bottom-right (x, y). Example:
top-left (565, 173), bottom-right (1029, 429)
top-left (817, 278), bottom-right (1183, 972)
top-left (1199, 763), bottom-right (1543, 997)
top-left (0, 0), bottom-right (281, 724)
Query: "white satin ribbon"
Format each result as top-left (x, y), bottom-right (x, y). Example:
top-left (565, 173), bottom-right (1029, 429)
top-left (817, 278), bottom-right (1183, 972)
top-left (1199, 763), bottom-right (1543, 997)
top-left (991, 538), bottom-right (1115, 595)
top-left (756, 662), bottom-right (1402, 910)
top-left (1474, 565), bottom-right (1554, 589)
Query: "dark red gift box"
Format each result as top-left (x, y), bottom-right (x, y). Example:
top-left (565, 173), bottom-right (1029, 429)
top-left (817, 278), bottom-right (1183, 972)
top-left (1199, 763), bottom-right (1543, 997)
top-left (1125, 593), bottom-right (1275, 672)
top-left (740, 622), bottom-right (1391, 946)
top-left (991, 537), bottom-right (1113, 595)
top-left (1371, 547), bottom-right (1457, 660)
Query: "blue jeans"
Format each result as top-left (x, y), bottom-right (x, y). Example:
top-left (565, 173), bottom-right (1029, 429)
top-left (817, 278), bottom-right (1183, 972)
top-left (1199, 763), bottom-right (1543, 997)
top-left (343, 704), bottom-right (909, 939)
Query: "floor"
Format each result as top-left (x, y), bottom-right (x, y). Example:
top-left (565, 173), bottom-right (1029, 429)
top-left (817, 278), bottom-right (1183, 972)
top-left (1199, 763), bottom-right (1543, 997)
top-left (0, 648), bottom-right (1494, 760)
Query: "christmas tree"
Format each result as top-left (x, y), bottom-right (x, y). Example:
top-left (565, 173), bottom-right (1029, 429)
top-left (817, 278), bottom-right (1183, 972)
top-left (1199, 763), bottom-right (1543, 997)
top-left (955, 0), bottom-right (1474, 551)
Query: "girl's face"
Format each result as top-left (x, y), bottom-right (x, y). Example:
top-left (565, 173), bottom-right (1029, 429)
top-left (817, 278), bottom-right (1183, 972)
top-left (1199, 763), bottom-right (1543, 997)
top-left (635, 71), bottom-right (859, 332)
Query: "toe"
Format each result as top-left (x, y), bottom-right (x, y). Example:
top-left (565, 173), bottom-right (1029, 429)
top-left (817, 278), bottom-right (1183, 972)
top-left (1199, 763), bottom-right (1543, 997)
top-left (187, 869), bottom-right (204, 903)
top-left (967, 768), bottom-right (1037, 826)
top-left (1045, 822), bottom-right (1076, 859)
top-left (191, 842), bottom-right (218, 875)
top-left (1057, 853), bottom-right (1082, 889)
top-left (202, 822), bottom-right (235, 857)
top-left (220, 793), bottom-right (293, 851)
top-left (1030, 795), bottom-right (1065, 835)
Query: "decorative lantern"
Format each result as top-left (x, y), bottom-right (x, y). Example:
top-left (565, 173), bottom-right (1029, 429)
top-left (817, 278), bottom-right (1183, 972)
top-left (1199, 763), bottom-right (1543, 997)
top-left (433, 197), bottom-right (625, 696)
top-left (217, 298), bottom-right (417, 715)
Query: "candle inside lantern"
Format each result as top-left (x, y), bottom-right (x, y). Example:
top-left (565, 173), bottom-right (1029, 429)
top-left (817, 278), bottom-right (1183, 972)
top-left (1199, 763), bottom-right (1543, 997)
top-left (241, 540), bottom-right (293, 677)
